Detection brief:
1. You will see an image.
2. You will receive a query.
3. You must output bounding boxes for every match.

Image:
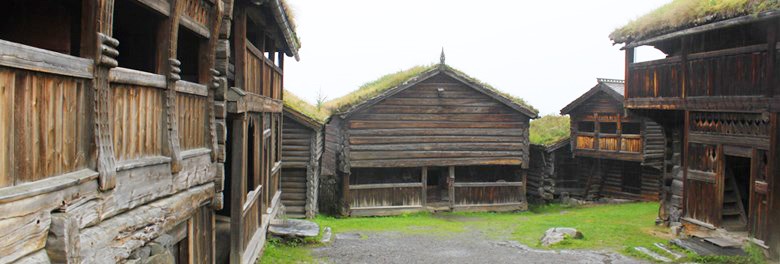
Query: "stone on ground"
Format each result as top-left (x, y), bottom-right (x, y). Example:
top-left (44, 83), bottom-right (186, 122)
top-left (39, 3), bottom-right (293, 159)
top-left (634, 246), bottom-right (672, 262)
top-left (269, 219), bottom-right (319, 238)
top-left (540, 227), bottom-right (583, 246)
top-left (320, 227), bottom-right (333, 244)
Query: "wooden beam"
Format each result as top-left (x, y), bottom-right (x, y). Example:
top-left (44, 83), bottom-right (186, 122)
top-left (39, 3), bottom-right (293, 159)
top-left (229, 114), bottom-right (247, 264)
top-left (421, 167), bottom-right (427, 207)
top-left (0, 40), bottom-right (94, 79)
top-left (448, 166), bottom-right (455, 208)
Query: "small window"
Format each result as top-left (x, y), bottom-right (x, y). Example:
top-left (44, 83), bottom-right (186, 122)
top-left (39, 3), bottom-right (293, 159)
top-left (578, 121), bottom-right (595, 133)
top-left (600, 122), bottom-right (618, 134)
top-left (622, 123), bottom-right (641, 135)
top-left (177, 26), bottom-right (205, 83)
top-left (0, 0), bottom-right (83, 56)
top-left (114, 0), bottom-right (165, 72)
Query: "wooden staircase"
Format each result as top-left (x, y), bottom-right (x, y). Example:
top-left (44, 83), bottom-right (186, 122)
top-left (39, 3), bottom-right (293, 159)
top-left (281, 169), bottom-right (307, 218)
top-left (720, 172), bottom-right (747, 231)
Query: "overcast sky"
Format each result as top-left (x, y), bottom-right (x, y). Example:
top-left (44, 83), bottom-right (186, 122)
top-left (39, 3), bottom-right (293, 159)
top-left (283, 0), bottom-right (670, 115)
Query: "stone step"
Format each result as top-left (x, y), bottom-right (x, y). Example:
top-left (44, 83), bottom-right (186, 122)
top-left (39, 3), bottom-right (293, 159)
top-left (282, 200), bottom-right (305, 206)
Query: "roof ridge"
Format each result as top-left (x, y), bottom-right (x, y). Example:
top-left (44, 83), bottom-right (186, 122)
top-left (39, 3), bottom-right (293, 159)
top-left (597, 78), bottom-right (624, 84)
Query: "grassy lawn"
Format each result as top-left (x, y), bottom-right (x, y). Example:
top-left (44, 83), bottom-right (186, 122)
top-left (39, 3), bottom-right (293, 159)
top-left (260, 202), bottom-right (764, 263)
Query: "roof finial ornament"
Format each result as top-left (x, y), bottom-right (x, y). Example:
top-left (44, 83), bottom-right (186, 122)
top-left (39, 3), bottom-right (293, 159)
top-left (440, 47), bottom-right (446, 65)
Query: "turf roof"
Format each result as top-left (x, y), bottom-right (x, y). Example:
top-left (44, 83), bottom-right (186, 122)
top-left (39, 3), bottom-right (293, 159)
top-left (529, 114), bottom-right (571, 147)
top-left (611, 0), bottom-right (780, 44)
top-left (283, 91), bottom-right (328, 124)
top-left (325, 64), bottom-right (538, 116)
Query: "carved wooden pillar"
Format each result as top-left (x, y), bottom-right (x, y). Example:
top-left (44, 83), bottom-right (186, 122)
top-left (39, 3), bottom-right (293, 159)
top-left (92, 0), bottom-right (119, 190)
top-left (161, 0), bottom-right (185, 173)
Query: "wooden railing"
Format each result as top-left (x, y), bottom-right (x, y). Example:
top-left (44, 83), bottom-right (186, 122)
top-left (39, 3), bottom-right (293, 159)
top-left (348, 182), bottom-right (423, 208)
top-left (241, 184), bottom-right (262, 250)
top-left (576, 135), bottom-right (595, 149)
top-left (453, 182), bottom-right (524, 205)
top-left (245, 42), bottom-right (283, 99)
top-left (176, 81), bottom-right (209, 150)
top-left (627, 44), bottom-right (774, 100)
top-left (0, 61), bottom-right (94, 187)
top-left (600, 136), bottom-right (619, 151)
top-left (575, 134), bottom-right (642, 153)
top-left (109, 68), bottom-right (167, 162)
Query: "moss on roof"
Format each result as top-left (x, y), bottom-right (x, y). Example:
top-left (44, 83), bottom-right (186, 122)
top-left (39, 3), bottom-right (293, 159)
top-left (530, 115), bottom-right (570, 146)
top-left (279, 0), bottom-right (301, 48)
top-left (325, 64), bottom-right (538, 115)
top-left (283, 91), bottom-right (328, 123)
top-left (611, 0), bottom-right (780, 44)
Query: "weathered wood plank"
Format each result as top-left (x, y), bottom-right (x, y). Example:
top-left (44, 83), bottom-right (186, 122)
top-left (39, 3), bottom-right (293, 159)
top-left (0, 40), bottom-right (93, 79)
top-left (349, 128), bottom-right (525, 137)
top-left (350, 135), bottom-right (524, 145)
top-left (350, 150), bottom-right (523, 161)
top-left (350, 142), bottom-right (524, 151)
top-left (0, 211), bottom-right (50, 264)
top-left (349, 120), bottom-right (526, 129)
top-left (352, 157), bottom-right (523, 168)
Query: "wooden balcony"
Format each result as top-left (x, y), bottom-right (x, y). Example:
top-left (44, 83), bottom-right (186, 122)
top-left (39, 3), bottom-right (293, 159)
top-left (626, 44), bottom-right (779, 111)
top-left (245, 42), bottom-right (283, 99)
top-left (574, 134), bottom-right (643, 161)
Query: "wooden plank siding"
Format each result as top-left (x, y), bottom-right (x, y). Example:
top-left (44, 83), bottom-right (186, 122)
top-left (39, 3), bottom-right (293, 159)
top-left (0, 67), bottom-right (91, 187)
top-left (282, 115), bottom-right (312, 168)
top-left (347, 74), bottom-right (529, 168)
top-left (177, 92), bottom-right (209, 150)
top-left (110, 83), bottom-right (165, 162)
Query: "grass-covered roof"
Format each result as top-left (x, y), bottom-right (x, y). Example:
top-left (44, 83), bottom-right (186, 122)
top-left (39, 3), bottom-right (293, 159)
top-left (530, 115), bottom-right (570, 147)
top-left (283, 91), bottom-right (328, 124)
top-left (325, 64), bottom-right (538, 116)
top-left (611, 0), bottom-right (780, 44)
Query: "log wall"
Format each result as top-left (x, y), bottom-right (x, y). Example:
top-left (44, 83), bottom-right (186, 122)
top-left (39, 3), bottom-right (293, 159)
top-left (347, 73), bottom-right (530, 168)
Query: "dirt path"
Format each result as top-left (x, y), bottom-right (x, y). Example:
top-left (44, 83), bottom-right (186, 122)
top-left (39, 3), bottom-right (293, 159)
top-left (312, 230), bottom-right (647, 264)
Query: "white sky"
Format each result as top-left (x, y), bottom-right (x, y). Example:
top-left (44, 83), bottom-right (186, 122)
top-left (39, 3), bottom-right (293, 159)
top-left (282, 0), bottom-right (671, 115)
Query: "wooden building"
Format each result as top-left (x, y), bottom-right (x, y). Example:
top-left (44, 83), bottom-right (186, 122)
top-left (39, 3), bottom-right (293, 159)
top-left (528, 139), bottom-right (580, 201)
top-left (611, 2), bottom-right (780, 258)
top-left (0, 0), bottom-right (229, 262)
top-left (321, 59), bottom-right (539, 216)
top-left (0, 0), bottom-right (298, 263)
top-left (281, 94), bottom-right (325, 219)
top-left (212, 0), bottom-right (299, 263)
top-left (559, 78), bottom-right (664, 201)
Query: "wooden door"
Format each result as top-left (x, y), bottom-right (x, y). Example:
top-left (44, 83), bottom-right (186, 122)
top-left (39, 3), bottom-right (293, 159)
top-left (685, 143), bottom-right (721, 225)
top-left (749, 150), bottom-right (770, 243)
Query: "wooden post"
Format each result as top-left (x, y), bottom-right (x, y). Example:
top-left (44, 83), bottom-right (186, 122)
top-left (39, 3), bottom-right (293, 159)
top-left (625, 47), bottom-right (635, 99)
top-left (92, 0), bottom-right (119, 190)
top-left (681, 36), bottom-right (689, 99)
top-left (160, 0), bottom-right (184, 173)
top-left (342, 172), bottom-right (350, 216)
top-left (449, 166), bottom-right (455, 208)
top-left (229, 114), bottom-right (247, 264)
top-left (768, 113), bottom-right (780, 259)
top-left (233, 7), bottom-right (246, 90)
top-left (681, 111), bottom-right (690, 219)
top-left (767, 20), bottom-right (777, 98)
top-left (617, 114), bottom-right (623, 152)
top-left (594, 113), bottom-right (600, 151)
top-left (421, 167), bottom-right (427, 207)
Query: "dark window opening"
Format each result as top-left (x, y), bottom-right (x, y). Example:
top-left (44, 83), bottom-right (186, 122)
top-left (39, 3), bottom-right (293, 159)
top-left (622, 122), bottom-right (641, 135)
top-left (351, 168), bottom-right (422, 185)
top-left (246, 16), bottom-right (264, 50)
top-left (578, 121), bottom-right (595, 133)
top-left (247, 121), bottom-right (256, 194)
top-left (177, 26), bottom-right (204, 83)
top-left (600, 122), bottom-right (618, 134)
top-left (114, 0), bottom-right (164, 73)
top-left (0, 0), bottom-right (83, 56)
top-left (454, 166), bottom-right (521, 183)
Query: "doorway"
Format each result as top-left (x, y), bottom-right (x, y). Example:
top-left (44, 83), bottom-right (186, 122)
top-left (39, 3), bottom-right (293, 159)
top-left (721, 155), bottom-right (750, 231)
top-left (426, 167), bottom-right (449, 204)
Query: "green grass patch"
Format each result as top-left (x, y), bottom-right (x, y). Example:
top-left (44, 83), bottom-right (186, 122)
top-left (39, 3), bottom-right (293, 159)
top-left (262, 203), bottom-right (680, 263)
top-left (530, 115), bottom-right (570, 146)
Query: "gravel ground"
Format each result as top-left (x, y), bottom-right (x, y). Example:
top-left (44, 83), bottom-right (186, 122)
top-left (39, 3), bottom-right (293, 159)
top-left (312, 230), bottom-right (647, 264)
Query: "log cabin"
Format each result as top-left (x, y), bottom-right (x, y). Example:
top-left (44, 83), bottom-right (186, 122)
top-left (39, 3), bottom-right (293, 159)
top-left (320, 57), bottom-right (539, 216)
top-left (611, 1), bottom-right (780, 258)
top-left (212, 0), bottom-right (299, 263)
top-left (559, 78), bottom-right (664, 201)
top-left (281, 92), bottom-right (325, 219)
top-left (0, 0), bottom-right (229, 262)
top-left (528, 139), bottom-right (579, 201)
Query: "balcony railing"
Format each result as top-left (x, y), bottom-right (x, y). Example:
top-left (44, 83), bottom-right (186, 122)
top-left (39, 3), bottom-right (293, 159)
top-left (627, 44), bottom-right (775, 101)
top-left (245, 41), bottom-right (283, 99)
top-left (575, 134), bottom-right (642, 153)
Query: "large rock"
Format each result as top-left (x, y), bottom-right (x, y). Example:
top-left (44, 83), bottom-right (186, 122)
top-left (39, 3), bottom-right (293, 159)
top-left (540, 227), bottom-right (583, 246)
top-left (269, 219), bottom-right (319, 238)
